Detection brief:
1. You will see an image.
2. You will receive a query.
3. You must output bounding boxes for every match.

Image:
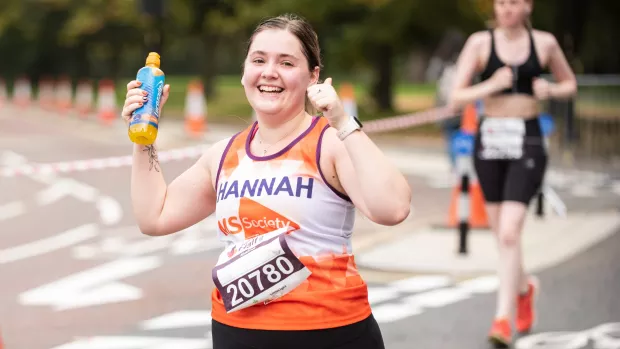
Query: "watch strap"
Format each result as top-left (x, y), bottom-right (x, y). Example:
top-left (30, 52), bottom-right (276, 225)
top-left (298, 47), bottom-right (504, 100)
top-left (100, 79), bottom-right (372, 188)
top-left (336, 115), bottom-right (362, 141)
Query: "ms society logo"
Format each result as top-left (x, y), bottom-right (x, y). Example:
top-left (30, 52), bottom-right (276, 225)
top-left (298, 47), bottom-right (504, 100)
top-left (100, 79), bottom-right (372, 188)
top-left (218, 197), bottom-right (299, 239)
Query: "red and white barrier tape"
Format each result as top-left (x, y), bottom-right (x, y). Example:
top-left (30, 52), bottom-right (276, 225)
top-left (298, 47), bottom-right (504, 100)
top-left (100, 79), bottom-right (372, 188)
top-left (363, 107), bottom-right (453, 133)
top-left (1, 107), bottom-right (453, 178)
top-left (0, 145), bottom-right (208, 178)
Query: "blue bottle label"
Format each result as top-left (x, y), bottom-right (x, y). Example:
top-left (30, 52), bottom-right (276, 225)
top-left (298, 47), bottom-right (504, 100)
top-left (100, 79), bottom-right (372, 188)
top-left (129, 67), bottom-right (165, 129)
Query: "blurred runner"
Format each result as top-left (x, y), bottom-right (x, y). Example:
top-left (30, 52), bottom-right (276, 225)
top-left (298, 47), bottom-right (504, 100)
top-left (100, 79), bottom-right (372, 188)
top-left (449, 0), bottom-right (577, 347)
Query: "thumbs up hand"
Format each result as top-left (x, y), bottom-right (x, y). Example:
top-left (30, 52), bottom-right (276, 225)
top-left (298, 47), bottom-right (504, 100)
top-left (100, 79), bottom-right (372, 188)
top-left (307, 77), bottom-right (347, 130)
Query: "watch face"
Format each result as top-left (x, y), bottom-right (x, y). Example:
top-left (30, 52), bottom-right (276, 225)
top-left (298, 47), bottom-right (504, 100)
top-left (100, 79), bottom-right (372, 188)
top-left (353, 116), bottom-right (363, 127)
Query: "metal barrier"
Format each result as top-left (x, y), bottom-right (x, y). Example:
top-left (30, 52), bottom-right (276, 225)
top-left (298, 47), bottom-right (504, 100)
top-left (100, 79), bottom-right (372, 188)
top-left (545, 74), bottom-right (620, 167)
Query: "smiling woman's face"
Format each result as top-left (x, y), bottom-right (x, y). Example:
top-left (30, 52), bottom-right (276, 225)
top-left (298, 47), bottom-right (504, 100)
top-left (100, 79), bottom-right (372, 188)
top-left (242, 29), bottom-right (318, 117)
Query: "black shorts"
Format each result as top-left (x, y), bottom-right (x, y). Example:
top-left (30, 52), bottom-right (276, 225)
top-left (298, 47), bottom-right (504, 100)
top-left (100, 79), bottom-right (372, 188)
top-left (211, 314), bottom-right (385, 349)
top-left (473, 117), bottom-right (548, 204)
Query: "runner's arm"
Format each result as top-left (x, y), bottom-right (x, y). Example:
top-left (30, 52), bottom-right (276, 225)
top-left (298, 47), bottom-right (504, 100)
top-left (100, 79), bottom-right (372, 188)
top-left (130, 139), bottom-right (227, 236)
top-left (329, 129), bottom-right (411, 226)
top-left (546, 34), bottom-right (578, 99)
top-left (449, 32), bottom-right (501, 107)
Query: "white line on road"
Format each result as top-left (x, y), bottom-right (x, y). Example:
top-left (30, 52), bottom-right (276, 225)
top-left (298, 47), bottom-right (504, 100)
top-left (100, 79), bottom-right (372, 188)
top-left (71, 220), bottom-right (224, 261)
top-left (0, 224), bottom-right (98, 264)
top-left (0, 150), bottom-right (29, 167)
top-left (371, 275), bottom-right (499, 324)
top-left (389, 275), bottom-right (452, 293)
top-left (49, 336), bottom-right (211, 349)
top-left (19, 256), bottom-right (161, 311)
top-left (96, 195), bottom-right (123, 226)
top-left (0, 201), bottom-right (25, 221)
top-left (1, 150), bottom-right (124, 226)
top-left (141, 311), bottom-right (213, 330)
top-left (50, 274), bottom-right (500, 348)
top-left (36, 178), bottom-right (99, 205)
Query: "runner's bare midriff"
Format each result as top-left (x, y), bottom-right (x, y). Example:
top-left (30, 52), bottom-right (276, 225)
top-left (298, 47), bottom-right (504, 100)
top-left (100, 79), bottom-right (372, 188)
top-left (483, 94), bottom-right (540, 119)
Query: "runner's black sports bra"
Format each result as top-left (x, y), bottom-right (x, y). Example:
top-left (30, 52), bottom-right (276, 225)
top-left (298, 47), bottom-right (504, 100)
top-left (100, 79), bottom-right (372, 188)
top-left (479, 29), bottom-right (544, 95)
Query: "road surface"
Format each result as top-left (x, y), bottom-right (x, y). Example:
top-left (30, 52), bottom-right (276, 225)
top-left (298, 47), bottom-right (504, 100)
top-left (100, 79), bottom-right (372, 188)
top-left (1, 107), bottom-right (618, 349)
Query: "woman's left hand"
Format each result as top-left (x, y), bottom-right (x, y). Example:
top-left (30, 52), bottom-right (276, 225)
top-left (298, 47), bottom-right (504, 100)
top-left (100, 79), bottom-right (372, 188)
top-left (307, 77), bottom-right (347, 130)
top-left (532, 77), bottom-right (554, 100)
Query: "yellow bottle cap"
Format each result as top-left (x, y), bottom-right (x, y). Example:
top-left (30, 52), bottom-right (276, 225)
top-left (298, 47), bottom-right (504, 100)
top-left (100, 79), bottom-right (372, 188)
top-left (146, 52), bottom-right (161, 68)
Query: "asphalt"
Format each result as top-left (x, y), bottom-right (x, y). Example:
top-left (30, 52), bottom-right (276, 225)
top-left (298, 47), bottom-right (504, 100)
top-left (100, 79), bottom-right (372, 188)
top-left (378, 226), bottom-right (620, 349)
top-left (1, 105), bottom-right (619, 349)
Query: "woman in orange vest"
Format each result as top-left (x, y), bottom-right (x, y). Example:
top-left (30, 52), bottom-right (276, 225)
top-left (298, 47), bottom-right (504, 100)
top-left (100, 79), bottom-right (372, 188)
top-left (121, 13), bottom-right (411, 349)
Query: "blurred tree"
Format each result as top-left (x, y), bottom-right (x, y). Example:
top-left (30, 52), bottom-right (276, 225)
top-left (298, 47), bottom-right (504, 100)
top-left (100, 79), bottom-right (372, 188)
top-left (313, 0), bottom-right (482, 111)
top-left (0, 0), bottom-right (142, 82)
top-left (0, 0), bottom-right (617, 105)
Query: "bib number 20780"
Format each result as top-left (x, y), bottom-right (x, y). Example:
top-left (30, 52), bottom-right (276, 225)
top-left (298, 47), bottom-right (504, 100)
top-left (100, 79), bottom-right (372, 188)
top-left (212, 233), bottom-right (310, 313)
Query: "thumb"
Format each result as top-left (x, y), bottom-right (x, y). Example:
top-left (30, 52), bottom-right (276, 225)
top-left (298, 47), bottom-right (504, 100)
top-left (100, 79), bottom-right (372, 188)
top-left (324, 77), bottom-right (332, 86)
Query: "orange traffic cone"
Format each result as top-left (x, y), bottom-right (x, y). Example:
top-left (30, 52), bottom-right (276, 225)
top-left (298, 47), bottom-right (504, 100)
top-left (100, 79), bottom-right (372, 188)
top-left (55, 75), bottom-right (73, 115)
top-left (339, 82), bottom-right (357, 117)
top-left (447, 177), bottom-right (489, 228)
top-left (445, 102), bottom-right (489, 229)
top-left (461, 102), bottom-right (478, 135)
top-left (97, 79), bottom-right (117, 126)
top-left (38, 76), bottom-right (55, 111)
top-left (13, 76), bottom-right (32, 109)
top-left (75, 79), bottom-right (93, 118)
top-left (184, 79), bottom-right (206, 137)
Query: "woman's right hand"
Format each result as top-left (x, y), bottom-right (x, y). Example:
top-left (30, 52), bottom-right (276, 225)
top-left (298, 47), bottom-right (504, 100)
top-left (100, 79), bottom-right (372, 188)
top-left (121, 80), bottom-right (170, 125)
top-left (490, 66), bottom-right (514, 91)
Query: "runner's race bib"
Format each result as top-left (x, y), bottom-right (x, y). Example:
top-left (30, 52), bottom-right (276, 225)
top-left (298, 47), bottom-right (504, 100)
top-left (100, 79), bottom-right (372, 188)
top-left (479, 118), bottom-right (526, 160)
top-left (212, 228), bottom-right (311, 313)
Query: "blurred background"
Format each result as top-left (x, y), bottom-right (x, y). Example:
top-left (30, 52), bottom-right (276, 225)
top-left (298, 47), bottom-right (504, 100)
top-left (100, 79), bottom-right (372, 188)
top-left (0, 0), bottom-right (618, 164)
top-left (1, 1), bottom-right (619, 349)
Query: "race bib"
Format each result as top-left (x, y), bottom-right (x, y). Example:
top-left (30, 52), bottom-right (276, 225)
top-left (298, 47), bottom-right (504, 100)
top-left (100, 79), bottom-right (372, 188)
top-left (479, 118), bottom-right (526, 160)
top-left (212, 228), bottom-right (311, 313)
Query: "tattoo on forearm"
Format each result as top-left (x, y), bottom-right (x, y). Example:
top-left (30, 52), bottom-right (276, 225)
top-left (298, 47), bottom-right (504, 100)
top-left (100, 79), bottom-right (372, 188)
top-left (143, 145), bottom-right (160, 172)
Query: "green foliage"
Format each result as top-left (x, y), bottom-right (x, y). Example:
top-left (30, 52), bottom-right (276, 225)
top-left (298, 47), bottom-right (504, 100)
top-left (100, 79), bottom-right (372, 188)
top-left (0, 0), bottom-right (616, 113)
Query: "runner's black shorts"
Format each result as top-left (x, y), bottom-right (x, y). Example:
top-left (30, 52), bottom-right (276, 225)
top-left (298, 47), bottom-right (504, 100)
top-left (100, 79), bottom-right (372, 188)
top-left (473, 116), bottom-right (548, 204)
top-left (212, 313), bottom-right (385, 349)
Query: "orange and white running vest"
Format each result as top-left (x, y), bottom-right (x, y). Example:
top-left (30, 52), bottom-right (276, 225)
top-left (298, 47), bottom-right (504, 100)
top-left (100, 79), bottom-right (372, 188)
top-left (211, 116), bottom-right (371, 330)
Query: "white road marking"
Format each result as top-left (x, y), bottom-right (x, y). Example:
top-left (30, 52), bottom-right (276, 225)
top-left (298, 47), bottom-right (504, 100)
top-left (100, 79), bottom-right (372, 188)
top-left (141, 311), bottom-right (213, 330)
top-left (49, 336), bottom-right (211, 349)
top-left (403, 287), bottom-right (471, 308)
top-left (389, 275), bottom-right (451, 293)
top-left (0, 224), bottom-right (98, 264)
top-left (71, 220), bottom-right (224, 261)
top-left (371, 275), bottom-right (499, 324)
top-left (96, 195), bottom-right (123, 225)
top-left (1, 150), bottom-right (124, 228)
top-left (367, 286), bottom-right (400, 305)
top-left (36, 178), bottom-right (98, 205)
top-left (516, 322), bottom-right (620, 349)
top-left (19, 256), bottom-right (161, 311)
top-left (0, 150), bottom-right (28, 167)
top-left (372, 303), bottom-right (423, 323)
top-left (570, 183), bottom-right (598, 198)
top-left (0, 201), bottom-right (25, 221)
top-left (52, 274), bottom-right (502, 347)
